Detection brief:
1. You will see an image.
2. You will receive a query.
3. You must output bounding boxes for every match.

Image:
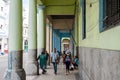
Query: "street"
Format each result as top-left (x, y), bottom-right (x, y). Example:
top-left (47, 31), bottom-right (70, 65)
top-left (0, 55), bottom-right (8, 80)
top-left (0, 54), bottom-right (26, 80)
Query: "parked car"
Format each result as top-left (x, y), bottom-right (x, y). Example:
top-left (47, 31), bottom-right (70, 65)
top-left (0, 52), bottom-right (4, 56)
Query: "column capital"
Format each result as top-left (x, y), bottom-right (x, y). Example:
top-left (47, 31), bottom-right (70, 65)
top-left (38, 5), bottom-right (45, 9)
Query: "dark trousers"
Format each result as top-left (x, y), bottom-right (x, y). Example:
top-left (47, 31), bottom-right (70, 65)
top-left (52, 62), bottom-right (57, 74)
top-left (65, 61), bottom-right (70, 70)
top-left (40, 65), bottom-right (46, 74)
top-left (73, 63), bottom-right (78, 68)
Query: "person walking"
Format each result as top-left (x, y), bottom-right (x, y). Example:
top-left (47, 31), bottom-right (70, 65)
top-left (64, 51), bottom-right (71, 75)
top-left (38, 49), bottom-right (47, 74)
top-left (51, 48), bottom-right (59, 75)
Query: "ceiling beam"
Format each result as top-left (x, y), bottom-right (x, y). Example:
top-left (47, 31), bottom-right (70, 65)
top-left (44, 0), bottom-right (75, 15)
top-left (45, 6), bottom-right (75, 15)
top-left (52, 19), bottom-right (73, 30)
top-left (44, 0), bottom-right (75, 5)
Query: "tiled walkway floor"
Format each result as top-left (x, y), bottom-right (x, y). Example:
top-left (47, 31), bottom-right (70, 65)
top-left (26, 63), bottom-right (79, 80)
top-left (0, 55), bottom-right (79, 80)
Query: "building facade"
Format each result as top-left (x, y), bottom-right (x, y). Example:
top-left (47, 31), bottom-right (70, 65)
top-left (23, 7), bottom-right (29, 53)
top-left (0, 0), bottom-right (29, 54)
top-left (2, 0), bottom-right (120, 80)
top-left (77, 0), bottom-right (120, 80)
top-left (0, 0), bottom-right (9, 54)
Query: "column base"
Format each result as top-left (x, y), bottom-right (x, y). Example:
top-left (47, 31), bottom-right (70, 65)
top-left (25, 61), bottom-right (39, 75)
top-left (3, 68), bottom-right (26, 80)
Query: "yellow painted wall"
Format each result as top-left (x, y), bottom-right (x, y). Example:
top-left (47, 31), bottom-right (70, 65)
top-left (45, 6), bottom-right (74, 15)
top-left (37, 0), bottom-right (75, 15)
top-left (75, 5), bottom-right (79, 47)
top-left (44, 0), bottom-right (75, 15)
top-left (78, 0), bottom-right (120, 50)
top-left (78, 6), bottom-right (82, 46)
top-left (45, 0), bottom-right (75, 5)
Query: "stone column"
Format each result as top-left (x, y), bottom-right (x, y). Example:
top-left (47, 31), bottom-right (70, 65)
top-left (46, 23), bottom-right (50, 53)
top-left (46, 23), bottom-right (50, 65)
top-left (37, 5), bottom-right (46, 54)
top-left (25, 0), bottom-right (39, 75)
top-left (52, 30), bottom-right (55, 50)
top-left (48, 24), bottom-right (50, 53)
top-left (49, 24), bottom-right (53, 53)
top-left (3, 0), bottom-right (26, 80)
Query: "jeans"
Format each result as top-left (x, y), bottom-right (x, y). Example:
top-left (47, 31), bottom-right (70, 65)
top-left (52, 62), bottom-right (57, 74)
top-left (65, 61), bottom-right (70, 70)
top-left (40, 65), bottom-right (46, 74)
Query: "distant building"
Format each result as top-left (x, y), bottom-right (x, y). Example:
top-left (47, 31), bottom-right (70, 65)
top-left (23, 7), bottom-right (29, 53)
top-left (0, 0), bottom-right (9, 54)
top-left (0, 0), bottom-right (29, 54)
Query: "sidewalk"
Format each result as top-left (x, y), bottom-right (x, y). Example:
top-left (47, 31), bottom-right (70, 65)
top-left (26, 63), bottom-right (79, 80)
top-left (0, 54), bottom-right (79, 80)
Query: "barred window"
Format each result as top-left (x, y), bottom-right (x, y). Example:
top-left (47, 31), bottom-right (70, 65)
top-left (82, 0), bottom-right (86, 39)
top-left (103, 0), bottom-right (120, 28)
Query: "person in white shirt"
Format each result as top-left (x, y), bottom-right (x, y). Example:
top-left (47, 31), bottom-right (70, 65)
top-left (51, 48), bottom-right (59, 75)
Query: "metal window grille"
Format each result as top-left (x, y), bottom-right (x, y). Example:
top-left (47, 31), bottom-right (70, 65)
top-left (82, 0), bottom-right (86, 39)
top-left (104, 0), bottom-right (120, 28)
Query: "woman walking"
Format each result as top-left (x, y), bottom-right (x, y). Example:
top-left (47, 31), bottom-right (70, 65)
top-left (64, 51), bottom-right (71, 75)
